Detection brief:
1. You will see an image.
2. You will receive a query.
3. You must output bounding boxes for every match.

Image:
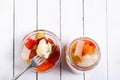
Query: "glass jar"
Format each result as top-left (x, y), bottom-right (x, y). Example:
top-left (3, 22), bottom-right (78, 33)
top-left (20, 30), bottom-right (62, 73)
top-left (65, 37), bottom-right (101, 73)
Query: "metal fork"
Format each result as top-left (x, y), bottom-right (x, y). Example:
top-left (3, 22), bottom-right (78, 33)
top-left (11, 55), bottom-right (46, 80)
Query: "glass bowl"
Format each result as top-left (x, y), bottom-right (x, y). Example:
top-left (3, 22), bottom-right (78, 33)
top-left (20, 30), bottom-right (62, 73)
top-left (65, 37), bottom-right (101, 72)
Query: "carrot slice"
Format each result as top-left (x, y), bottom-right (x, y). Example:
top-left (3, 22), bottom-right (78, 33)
top-left (36, 62), bottom-right (54, 72)
top-left (83, 44), bottom-right (94, 55)
top-left (47, 38), bottom-right (54, 44)
top-left (82, 40), bottom-right (95, 55)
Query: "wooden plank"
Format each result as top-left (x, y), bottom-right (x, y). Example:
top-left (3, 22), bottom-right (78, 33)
top-left (0, 0), bottom-right (13, 79)
top-left (38, 0), bottom-right (60, 80)
top-left (61, 0), bottom-right (84, 80)
top-left (107, 0), bottom-right (120, 79)
top-left (14, 0), bottom-right (36, 80)
top-left (84, 0), bottom-right (107, 80)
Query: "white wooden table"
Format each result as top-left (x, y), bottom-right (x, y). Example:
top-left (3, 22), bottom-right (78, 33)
top-left (0, 0), bottom-right (120, 80)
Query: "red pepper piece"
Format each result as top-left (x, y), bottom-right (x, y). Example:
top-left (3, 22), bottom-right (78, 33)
top-left (25, 38), bottom-right (37, 50)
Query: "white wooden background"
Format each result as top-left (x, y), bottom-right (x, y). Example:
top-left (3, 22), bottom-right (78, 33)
top-left (0, 0), bottom-right (120, 80)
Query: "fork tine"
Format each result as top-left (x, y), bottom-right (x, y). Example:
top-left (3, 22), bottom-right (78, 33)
top-left (37, 55), bottom-right (41, 59)
top-left (39, 57), bottom-right (46, 63)
top-left (32, 55), bottom-right (46, 67)
top-left (35, 55), bottom-right (43, 60)
top-left (33, 55), bottom-right (39, 59)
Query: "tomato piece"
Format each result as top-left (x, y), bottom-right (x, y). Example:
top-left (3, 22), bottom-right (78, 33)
top-left (51, 45), bottom-right (57, 52)
top-left (29, 49), bottom-right (37, 59)
top-left (47, 38), bottom-right (54, 44)
top-left (48, 49), bottom-right (60, 63)
top-left (25, 38), bottom-right (37, 50)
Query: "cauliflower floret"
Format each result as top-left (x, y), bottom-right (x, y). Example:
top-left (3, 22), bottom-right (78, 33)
top-left (36, 39), bottom-right (52, 58)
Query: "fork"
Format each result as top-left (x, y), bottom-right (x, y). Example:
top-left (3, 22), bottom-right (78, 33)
top-left (11, 55), bottom-right (46, 80)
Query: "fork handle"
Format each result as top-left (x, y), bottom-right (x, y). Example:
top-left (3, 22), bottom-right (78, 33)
top-left (11, 65), bottom-right (32, 80)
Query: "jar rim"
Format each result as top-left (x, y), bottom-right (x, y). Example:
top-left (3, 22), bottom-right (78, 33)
top-left (19, 29), bottom-right (63, 73)
top-left (67, 37), bottom-right (101, 71)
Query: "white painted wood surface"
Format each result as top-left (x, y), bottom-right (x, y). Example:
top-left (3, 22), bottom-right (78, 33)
top-left (108, 0), bottom-right (120, 79)
top-left (61, 0), bottom-right (83, 80)
top-left (14, 0), bottom-right (36, 80)
top-left (0, 0), bottom-right (120, 80)
top-left (84, 0), bottom-right (107, 80)
top-left (0, 0), bottom-right (13, 80)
